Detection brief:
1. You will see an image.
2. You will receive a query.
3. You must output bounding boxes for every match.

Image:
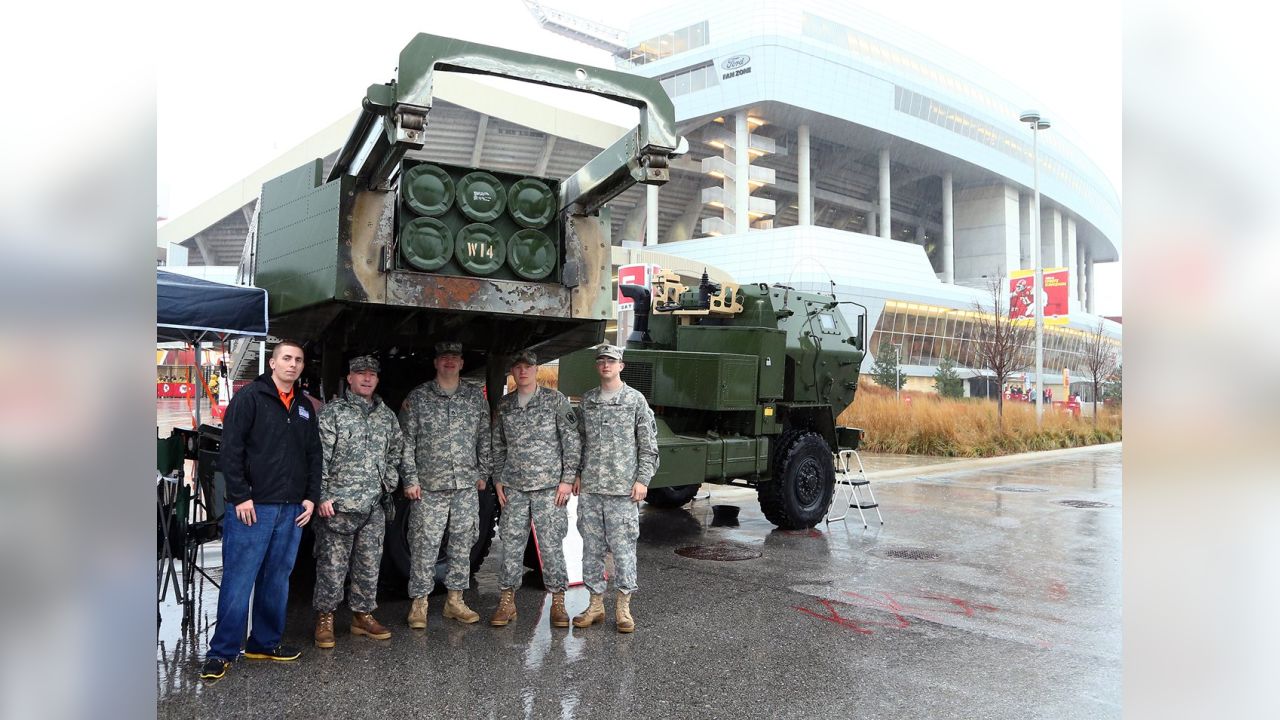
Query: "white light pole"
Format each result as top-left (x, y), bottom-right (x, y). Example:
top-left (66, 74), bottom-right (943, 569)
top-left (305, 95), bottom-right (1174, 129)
top-left (894, 342), bottom-right (903, 403)
top-left (1020, 110), bottom-right (1051, 424)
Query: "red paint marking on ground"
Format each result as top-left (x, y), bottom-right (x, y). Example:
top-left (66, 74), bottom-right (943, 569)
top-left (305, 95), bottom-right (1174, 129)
top-left (915, 592), bottom-right (999, 617)
top-left (1047, 581), bottom-right (1068, 601)
top-left (1036, 639), bottom-right (1053, 649)
top-left (842, 591), bottom-right (914, 628)
top-left (792, 600), bottom-right (874, 635)
top-left (797, 590), bottom-right (999, 635)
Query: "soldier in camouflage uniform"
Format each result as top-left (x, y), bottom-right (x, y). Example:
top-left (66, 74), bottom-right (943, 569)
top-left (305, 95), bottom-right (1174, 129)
top-left (571, 344), bottom-right (658, 633)
top-left (398, 341), bottom-right (491, 628)
top-left (312, 355), bottom-right (413, 648)
top-left (488, 349), bottom-right (581, 629)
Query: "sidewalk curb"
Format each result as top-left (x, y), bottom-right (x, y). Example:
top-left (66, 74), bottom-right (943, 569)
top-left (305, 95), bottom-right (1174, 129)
top-left (868, 442), bottom-right (1122, 483)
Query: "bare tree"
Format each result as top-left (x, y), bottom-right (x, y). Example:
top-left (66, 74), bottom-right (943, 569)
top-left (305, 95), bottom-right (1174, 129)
top-left (1082, 319), bottom-right (1121, 423)
top-left (971, 275), bottom-right (1035, 424)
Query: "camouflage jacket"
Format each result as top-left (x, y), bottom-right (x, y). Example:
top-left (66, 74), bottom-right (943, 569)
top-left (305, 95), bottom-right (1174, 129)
top-left (398, 380), bottom-right (491, 491)
top-left (318, 391), bottom-right (413, 513)
top-left (492, 386), bottom-right (581, 491)
top-left (577, 383), bottom-right (659, 495)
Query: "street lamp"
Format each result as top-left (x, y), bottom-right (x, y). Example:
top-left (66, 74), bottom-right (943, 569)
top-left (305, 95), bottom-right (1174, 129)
top-left (1019, 110), bottom-right (1051, 424)
top-left (893, 343), bottom-right (903, 403)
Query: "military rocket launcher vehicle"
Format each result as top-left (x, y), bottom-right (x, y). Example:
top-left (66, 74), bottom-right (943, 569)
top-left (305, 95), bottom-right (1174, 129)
top-left (560, 270), bottom-right (868, 530)
top-left (233, 33), bottom-right (686, 587)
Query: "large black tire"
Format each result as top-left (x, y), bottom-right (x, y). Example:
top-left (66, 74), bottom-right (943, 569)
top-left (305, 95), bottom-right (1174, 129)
top-left (378, 485), bottom-right (500, 596)
top-left (644, 483), bottom-right (702, 508)
top-left (758, 431), bottom-right (835, 529)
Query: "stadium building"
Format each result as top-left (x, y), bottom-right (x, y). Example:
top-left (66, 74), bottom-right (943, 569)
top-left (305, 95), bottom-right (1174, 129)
top-left (158, 0), bottom-right (1121, 400)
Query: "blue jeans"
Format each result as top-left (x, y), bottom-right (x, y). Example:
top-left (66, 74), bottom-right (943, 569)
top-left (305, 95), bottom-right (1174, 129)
top-left (206, 503), bottom-right (303, 660)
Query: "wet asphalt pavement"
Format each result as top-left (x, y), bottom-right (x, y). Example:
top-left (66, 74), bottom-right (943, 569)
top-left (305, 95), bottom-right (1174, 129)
top-left (156, 445), bottom-right (1121, 719)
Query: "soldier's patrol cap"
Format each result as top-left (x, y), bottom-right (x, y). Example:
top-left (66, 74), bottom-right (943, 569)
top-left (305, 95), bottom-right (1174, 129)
top-left (595, 344), bottom-right (624, 360)
top-left (348, 355), bottom-right (380, 373)
top-left (435, 341), bottom-right (463, 356)
top-left (511, 349), bottom-right (538, 366)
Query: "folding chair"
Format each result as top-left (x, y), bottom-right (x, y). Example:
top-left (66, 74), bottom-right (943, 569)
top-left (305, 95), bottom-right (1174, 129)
top-left (156, 430), bottom-right (189, 626)
top-left (180, 424), bottom-right (226, 629)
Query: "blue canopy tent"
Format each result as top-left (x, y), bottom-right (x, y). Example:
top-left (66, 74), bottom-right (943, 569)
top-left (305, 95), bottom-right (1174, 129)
top-left (156, 269), bottom-right (268, 425)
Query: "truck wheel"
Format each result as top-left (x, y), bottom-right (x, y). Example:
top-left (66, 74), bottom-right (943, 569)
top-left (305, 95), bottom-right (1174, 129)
top-left (644, 483), bottom-right (701, 508)
top-left (758, 431), bottom-right (835, 529)
top-left (378, 486), bottom-right (501, 596)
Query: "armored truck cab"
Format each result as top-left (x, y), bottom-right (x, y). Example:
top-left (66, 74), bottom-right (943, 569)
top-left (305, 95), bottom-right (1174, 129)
top-left (560, 271), bottom-right (867, 529)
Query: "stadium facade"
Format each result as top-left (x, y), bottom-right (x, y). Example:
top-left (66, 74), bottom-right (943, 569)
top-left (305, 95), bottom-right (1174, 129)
top-left (158, 0), bottom-right (1120, 399)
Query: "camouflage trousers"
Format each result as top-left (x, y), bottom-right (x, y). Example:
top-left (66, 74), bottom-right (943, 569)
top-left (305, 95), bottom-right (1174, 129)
top-left (312, 504), bottom-right (385, 613)
top-left (576, 493), bottom-right (639, 595)
top-left (497, 486), bottom-right (567, 592)
top-left (408, 487), bottom-right (477, 596)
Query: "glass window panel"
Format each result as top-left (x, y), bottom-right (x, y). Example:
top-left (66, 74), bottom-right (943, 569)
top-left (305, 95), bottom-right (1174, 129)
top-left (674, 27), bottom-right (690, 54)
top-left (674, 72), bottom-right (690, 96)
top-left (690, 67), bottom-right (706, 93)
top-left (920, 336), bottom-right (936, 362)
top-left (692, 21), bottom-right (707, 48)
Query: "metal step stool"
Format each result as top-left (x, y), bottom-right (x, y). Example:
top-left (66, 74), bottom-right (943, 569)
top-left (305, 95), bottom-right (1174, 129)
top-left (826, 449), bottom-right (884, 528)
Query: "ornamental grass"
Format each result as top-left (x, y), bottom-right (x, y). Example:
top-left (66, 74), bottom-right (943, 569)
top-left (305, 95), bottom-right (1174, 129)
top-left (837, 379), bottom-right (1122, 457)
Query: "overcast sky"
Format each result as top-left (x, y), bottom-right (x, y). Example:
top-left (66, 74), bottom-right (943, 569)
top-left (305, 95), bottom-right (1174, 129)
top-left (157, 0), bottom-right (1120, 314)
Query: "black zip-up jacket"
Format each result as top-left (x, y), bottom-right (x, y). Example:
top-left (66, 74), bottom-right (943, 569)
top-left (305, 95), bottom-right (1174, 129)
top-left (220, 372), bottom-right (322, 506)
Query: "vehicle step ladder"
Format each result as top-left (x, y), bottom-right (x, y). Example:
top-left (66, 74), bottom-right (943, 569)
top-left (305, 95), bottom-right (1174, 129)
top-left (826, 449), bottom-right (883, 528)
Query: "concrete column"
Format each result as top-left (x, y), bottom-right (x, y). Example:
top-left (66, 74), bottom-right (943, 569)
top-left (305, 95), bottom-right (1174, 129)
top-left (878, 149), bottom-right (891, 239)
top-left (915, 224), bottom-right (926, 245)
top-left (952, 183), bottom-right (1020, 283)
top-left (1077, 237), bottom-right (1087, 304)
top-left (942, 172), bottom-right (954, 283)
top-left (1018, 193), bottom-right (1032, 269)
top-left (1051, 208), bottom-right (1064, 266)
top-left (735, 113), bottom-right (749, 233)
top-left (1085, 251), bottom-right (1096, 314)
top-left (798, 125), bottom-right (811, 225)
top-left (1065, 217), bottom-right (1078, 310)
top-left (867, 210), bottom-right (877, 236)
top-left (646, 184), bottom-right (659, 246)
top-left (1041, 206), bottom-right (1063, 268)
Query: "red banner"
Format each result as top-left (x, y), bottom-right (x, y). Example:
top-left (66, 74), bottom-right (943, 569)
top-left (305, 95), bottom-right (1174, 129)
top-left (157, 382), bottom-right (194, 398)
top-left (1009, 268), bottom-right (1069, 325)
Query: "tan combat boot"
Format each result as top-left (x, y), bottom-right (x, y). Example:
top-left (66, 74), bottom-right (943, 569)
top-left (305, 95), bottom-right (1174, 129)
top-left (489, 588), bottom-right (517, 627)
top-left (351, 612), bottom-right (392, 640)
top-left (572, 593), bottom-right (605, 628)
top-left (443, 590), bottom-right (480, 624)
top-left (615, 592), bottom-right (635, 633)
top-left (407, 596), bottom-right (428, 630)
top-left (314, 612), bottom-right (336, 648)
top-left (549, 592), bottom-right (570, 628)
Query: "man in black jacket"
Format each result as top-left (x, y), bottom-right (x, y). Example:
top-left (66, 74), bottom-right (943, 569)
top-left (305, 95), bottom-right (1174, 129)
top-left (201, 340), bottom-right (320, 681)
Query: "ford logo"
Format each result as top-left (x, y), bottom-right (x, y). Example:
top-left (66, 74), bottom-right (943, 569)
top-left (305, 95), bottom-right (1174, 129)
top-left (721, 54), bottom-right (750, 70)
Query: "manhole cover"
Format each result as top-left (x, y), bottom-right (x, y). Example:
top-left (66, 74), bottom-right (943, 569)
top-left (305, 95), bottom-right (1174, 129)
top-left (675, 542), bottom-right (762, 561)
top-left (1056, 500), bottom-right (1113, 509)
top-left (994, 485), bottom-right (1047, 493)
top-left (881, 546), bottom-right (942, 561)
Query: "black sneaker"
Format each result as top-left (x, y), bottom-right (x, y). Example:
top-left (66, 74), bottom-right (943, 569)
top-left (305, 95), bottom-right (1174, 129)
top-left (242, 644), bottom-right (302, 662)
top-left (200, 657), bottom-right (231, 680)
